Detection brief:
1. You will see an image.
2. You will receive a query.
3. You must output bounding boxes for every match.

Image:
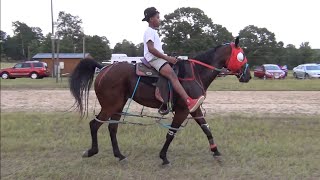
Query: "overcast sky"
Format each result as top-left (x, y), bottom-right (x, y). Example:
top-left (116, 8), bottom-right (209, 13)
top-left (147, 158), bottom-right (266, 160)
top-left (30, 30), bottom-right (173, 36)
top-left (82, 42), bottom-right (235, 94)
top-left (2, 0), bottom-right (319, 49)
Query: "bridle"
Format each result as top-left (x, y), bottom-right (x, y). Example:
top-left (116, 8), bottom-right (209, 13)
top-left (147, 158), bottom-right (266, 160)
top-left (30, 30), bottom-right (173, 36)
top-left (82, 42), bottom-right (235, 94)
top-left (187, 59), bottom-right (249, 80)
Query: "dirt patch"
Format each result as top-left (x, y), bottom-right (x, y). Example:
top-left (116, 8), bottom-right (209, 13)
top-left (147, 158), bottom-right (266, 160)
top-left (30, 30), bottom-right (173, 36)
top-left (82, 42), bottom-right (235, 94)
top-left (1, 90), bottom-right (319, 115)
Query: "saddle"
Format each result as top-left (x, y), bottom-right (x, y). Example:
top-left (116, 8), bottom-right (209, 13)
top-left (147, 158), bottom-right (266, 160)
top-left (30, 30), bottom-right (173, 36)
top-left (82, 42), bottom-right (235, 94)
top-left (136, 58), bottom-right (175, 115)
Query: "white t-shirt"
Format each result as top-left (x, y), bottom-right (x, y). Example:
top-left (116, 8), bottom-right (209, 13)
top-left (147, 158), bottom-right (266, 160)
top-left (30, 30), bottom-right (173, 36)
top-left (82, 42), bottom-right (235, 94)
top-left (143, 27), bottom-right (164, 61)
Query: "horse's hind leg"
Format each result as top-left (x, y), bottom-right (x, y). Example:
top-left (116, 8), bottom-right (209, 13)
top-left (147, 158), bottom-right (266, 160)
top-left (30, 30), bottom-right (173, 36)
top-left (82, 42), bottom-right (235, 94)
top-left (108, 113), bottom-right (126, 161)
top-left (82, 111), bottom-right (112, 158)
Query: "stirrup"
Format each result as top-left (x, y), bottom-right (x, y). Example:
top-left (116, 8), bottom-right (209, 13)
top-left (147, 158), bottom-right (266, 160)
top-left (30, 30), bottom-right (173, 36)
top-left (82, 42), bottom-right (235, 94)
top-left (158, 103), bottom-right (169, 115)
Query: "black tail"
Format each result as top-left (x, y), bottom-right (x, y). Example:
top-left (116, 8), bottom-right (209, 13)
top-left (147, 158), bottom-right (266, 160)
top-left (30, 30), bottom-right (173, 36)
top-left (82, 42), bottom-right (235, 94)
top-left (69, 59), bottom-right (104, 117)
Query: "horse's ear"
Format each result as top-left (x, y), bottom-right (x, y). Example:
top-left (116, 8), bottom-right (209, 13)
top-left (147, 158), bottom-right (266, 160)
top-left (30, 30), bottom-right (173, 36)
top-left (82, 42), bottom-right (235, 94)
top-left (235, 36), bottom-right (240, 48)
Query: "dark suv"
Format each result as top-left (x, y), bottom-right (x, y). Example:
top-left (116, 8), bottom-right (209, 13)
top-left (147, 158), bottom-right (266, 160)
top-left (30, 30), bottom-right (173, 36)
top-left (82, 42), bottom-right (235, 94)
top-left (0, 61), bottom-right (50, 79)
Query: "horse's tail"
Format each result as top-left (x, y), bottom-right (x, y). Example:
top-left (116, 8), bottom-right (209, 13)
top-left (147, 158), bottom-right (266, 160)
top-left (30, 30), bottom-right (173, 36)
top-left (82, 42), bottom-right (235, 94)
top-left (69, 59), bottom-right (104, 117)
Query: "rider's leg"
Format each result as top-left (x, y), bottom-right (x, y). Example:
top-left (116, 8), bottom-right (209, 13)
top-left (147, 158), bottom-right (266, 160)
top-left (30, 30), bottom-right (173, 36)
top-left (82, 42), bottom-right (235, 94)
top-left (149, 58), bottom-right (205, 112)
top-left (159, 64), bottom-right (205, 112)
top-left (159, 64), bottom-right (189, 100)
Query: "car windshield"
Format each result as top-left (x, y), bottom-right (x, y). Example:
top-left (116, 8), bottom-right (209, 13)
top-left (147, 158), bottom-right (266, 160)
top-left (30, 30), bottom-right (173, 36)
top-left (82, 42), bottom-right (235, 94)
top-left (306, 66), bottom-right (320, 70)
top-left (14, 64), bottom-right (23, 68)
top-left (265, 65), bottom-right (280, 70)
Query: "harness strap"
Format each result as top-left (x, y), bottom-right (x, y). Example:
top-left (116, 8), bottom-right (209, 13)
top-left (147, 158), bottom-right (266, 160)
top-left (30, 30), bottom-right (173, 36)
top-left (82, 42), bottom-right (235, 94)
top-left (188, 59), bottom-right (223, 72)
top-left (94, 116), bottom-right (106, 123)
top-left (122, 76), bottom-right (141, 120)
top-left (97, 64), bottom-right (114, 88)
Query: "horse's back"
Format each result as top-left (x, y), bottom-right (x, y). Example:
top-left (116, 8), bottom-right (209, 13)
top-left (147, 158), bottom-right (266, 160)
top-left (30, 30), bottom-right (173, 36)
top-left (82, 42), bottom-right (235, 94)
top-left (95, 62), bottom-right (135, 90)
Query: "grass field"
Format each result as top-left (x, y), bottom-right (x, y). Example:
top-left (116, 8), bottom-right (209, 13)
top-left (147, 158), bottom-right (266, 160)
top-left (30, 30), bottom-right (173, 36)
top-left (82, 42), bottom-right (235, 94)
top-left (0, 78), bottom-right (69, 89)
top-left (1, 60), bottom-right (320, 90)
top-left (1, 112), bottom-right (319, 179)
top-left (1, 72), bottom-right (320, 91)
top-left (0, 62), bottom-right (16, 69)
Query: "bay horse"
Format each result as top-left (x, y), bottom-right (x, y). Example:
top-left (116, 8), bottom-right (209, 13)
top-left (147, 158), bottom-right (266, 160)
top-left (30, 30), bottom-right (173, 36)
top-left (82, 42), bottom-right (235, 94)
top-left (69, 37), bottom-right (251, 165)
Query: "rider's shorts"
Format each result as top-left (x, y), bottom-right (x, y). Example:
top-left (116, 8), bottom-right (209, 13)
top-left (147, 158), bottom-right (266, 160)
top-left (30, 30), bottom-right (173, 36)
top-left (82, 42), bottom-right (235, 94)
top-left (149, 58), bottom-right (168, 72)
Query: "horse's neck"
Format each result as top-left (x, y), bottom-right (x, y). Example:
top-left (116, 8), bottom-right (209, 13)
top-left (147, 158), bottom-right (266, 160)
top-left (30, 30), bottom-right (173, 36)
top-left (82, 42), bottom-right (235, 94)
top-left (193, 46), bottom-right (229, 90)
top-left (196, 66), bottom-right (220, 90)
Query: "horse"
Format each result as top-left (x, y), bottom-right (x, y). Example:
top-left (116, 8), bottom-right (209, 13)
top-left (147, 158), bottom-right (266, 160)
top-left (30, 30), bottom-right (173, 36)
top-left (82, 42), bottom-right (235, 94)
top-left (69, 37), bottom-right (251, 165)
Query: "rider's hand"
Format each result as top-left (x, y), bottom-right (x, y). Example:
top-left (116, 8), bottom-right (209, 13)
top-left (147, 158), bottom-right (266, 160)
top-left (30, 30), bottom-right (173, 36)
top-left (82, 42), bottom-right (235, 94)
top-left (166, 56), bottom-right (178, 64)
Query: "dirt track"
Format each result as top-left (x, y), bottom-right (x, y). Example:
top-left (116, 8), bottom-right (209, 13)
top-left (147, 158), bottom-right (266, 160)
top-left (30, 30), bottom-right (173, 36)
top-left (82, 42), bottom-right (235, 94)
top-left (1, 90), bottom-right (319, 115)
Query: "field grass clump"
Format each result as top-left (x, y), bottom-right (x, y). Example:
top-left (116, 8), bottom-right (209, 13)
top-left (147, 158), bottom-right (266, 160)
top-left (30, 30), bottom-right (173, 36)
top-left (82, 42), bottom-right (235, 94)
top-left (1, 112), bottom-right (319, 179)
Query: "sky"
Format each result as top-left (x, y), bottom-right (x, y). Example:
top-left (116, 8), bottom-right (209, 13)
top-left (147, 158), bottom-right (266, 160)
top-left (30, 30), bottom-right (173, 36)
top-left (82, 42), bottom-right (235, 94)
top-left (1, 0), bottom-right (320, 49)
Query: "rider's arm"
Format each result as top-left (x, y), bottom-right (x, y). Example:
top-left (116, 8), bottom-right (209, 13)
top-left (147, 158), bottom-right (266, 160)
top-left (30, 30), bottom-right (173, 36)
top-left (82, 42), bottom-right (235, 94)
top-left (147, 40), bottom-right (177, 64)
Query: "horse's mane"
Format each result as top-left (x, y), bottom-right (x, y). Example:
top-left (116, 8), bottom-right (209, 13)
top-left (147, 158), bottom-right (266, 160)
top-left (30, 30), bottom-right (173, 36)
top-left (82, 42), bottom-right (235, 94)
top-left (192, 45), bottom-right (223, 64)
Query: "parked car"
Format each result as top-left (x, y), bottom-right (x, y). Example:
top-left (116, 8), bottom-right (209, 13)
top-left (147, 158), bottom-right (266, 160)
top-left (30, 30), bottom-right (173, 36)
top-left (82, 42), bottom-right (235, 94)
top-left (0, 61), bottom-right (50, 79)
top-left (293, 63), bottom-right (320, 79)
top-left (279, 65), bottom-right (288, 77)
top-left (254, 64), bottom-right (286, 79)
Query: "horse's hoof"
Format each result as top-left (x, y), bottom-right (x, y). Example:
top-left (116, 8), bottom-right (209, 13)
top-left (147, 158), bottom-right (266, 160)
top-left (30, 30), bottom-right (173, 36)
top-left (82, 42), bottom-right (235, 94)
top-left (82, 150), bottom-right (89, 158)
top-left (82, 149), bottom-right (98, 158)
top-left (161, 162), bottom-right (171, 167)
top-left (213, 150), bottom-right (221, 156)
top-left (213, 155), bottom-right (223, 165)
top-left (119, 157), bottom-right (128, 165)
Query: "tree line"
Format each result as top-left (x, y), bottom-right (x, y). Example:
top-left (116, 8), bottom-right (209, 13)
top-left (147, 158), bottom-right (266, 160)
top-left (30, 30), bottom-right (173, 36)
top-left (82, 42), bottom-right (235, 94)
top-left (1, 7), bottom-right (319, 68)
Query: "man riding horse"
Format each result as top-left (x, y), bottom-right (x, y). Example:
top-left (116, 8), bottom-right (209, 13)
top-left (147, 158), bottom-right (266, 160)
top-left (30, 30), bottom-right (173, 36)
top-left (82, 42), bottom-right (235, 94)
top-left (142, 7), bottom-right (205, 113)
top-left (69, 7), bottom-right (251, 166)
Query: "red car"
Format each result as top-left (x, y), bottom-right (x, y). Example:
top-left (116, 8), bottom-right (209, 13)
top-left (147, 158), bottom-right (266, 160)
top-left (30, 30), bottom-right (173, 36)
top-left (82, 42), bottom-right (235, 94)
top-left (254, 64), bottom-right (286, 79)
top-left (0, 61), bottom-right (50, 79)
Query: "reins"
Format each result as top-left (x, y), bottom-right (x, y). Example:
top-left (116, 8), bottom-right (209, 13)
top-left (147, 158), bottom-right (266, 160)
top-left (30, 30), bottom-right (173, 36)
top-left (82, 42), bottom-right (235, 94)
top-left (188, 59), bottom-right (223, 72)
top-left (187, 59), bottom-right (248, 78)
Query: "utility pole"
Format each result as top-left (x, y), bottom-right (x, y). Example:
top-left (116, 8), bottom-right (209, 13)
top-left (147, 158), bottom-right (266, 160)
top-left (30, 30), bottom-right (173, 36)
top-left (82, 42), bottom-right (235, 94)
top-left (82, 28), bottom-right (85, 59)
top-left (27, 46), bottom-right (30, 60)
top-left (51, 0), bottom-right (55, 77)
top-left (56, 36), bottom-right (60, 83)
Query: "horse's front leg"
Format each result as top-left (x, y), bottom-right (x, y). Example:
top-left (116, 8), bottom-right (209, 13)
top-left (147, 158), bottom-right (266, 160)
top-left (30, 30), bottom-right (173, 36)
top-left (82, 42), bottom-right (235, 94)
top-left (159, 107), bottom-right (189, 165)
top-left (191, 109), bottom-right (221, 157)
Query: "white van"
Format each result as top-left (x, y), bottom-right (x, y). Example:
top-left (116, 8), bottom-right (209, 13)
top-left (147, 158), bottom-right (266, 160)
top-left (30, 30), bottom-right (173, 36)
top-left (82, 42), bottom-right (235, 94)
top-left (102, 54), bottom-right (143, 65)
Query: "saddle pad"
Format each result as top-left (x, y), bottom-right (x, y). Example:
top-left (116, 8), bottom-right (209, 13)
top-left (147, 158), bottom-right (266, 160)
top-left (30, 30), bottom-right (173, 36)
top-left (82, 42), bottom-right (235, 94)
top-left (136, 63), bottom-right (159, 78)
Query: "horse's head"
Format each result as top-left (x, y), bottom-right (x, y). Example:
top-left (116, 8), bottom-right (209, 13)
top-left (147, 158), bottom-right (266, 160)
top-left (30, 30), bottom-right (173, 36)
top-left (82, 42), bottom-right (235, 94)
top-left (217, 37), bottom-right (251, 83)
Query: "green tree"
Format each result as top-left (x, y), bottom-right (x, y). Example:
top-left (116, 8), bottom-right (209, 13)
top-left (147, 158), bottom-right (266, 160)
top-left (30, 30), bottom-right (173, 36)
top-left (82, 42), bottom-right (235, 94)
top-left (136, 43), bottom-right (144, 56)
top-left (59, 36), bottom-right (75, 53)
top-left (239, 25), bottom-right (279, 66)
top-left (85, 35), bottom-right (111, 61)
top-left (284, 44), bottom-right (300, 68)
top-left (311, 49), bottom-right (320, 63)
top-left (56, 11), bottom-right (83, 51)
top-left (39, 33), bottom-right (53, 53)
top-left (3, 35), bottom-right (21, 60)
top-left (1, 30), bottom-right (7, 59)
top-left (10, 21), bottom-right (43, 59)
top-left (299, 42), bottom-right (314, 64)
top-left (160, 7), bottom-right (233, 56)
top-left (113, 39), bottom-right (137, 57)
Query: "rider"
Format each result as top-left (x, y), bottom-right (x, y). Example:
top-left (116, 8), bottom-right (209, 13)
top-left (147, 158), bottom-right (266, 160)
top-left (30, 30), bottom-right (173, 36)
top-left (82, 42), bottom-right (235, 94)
top-left (142, 7), bottom-right (205, 112)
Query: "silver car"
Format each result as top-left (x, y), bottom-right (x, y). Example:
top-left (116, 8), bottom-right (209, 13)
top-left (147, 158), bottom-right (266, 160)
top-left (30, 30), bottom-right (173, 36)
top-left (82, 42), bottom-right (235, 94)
top-left (293, 64), bottom-right (320, 79)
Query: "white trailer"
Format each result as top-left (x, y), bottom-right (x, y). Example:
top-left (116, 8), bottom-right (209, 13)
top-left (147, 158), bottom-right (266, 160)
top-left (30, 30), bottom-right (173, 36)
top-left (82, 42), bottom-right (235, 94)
top-left (102, 54), bottom-right (143, 65)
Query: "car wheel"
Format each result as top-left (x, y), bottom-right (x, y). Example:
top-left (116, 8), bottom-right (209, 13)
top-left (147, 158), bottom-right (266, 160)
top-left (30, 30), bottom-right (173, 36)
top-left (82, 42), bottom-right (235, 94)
top-left (304, 73), bottom-right (310, 79)
top-left (30, 72), bottom-right (38, 79)
top-left (293, 72), bottom-right (297, 79)
top-left (1, 72), bottom-right (9, 79)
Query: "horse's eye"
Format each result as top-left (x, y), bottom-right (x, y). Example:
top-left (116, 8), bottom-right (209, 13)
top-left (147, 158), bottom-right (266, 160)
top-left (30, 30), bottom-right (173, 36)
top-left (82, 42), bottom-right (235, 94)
top-left (237, 52), bottom-right (244, 62)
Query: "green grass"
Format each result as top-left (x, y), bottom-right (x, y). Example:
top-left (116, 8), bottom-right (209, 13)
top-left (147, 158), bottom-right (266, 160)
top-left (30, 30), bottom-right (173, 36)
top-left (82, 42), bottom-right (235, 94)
top-left (0, 77), bottom-right (69, 89)
top-left (0, 62), bottom-right (16, 69)
top-left (209, 71), bottom-right (320, 91)
top-left (1, 112), bottom-right (319, 179)
top-left (1, 63), bottom-right (320, 90)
